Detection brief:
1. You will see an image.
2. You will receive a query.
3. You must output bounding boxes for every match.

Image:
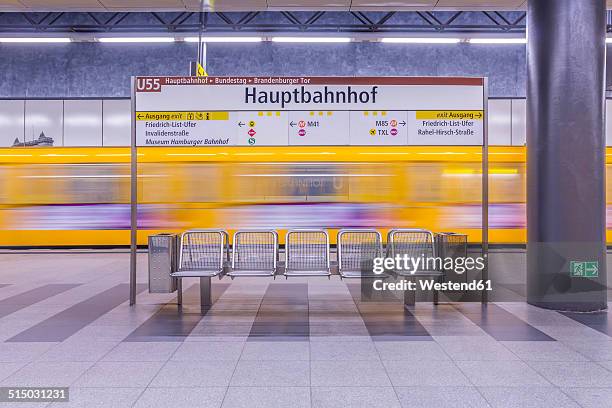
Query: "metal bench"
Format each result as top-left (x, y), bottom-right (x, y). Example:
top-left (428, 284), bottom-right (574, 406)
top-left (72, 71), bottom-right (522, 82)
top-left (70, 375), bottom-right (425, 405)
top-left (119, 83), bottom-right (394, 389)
top-left (173, 229), bottom-right (229, 306)
top-left (229, 230), bottom-right (278, 278)
top-left (284, 229), bottom-right (331, 278)
top-left (387, 228), bottom-right (443, 306)
top-left (337, 229), bottom-right (385, 279)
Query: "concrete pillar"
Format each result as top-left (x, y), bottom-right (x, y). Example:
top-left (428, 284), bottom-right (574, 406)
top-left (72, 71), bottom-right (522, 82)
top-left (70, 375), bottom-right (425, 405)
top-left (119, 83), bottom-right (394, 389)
top-left (527, 0), bottom-right (607, 311)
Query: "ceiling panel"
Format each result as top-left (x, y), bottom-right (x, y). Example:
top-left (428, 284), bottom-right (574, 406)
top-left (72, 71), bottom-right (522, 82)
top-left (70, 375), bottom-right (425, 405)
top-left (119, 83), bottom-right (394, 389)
top-left (351, 0), bottom-right (436, 7)
top-left (0, 0), bottom-right (26, 9)
top-left (182, 0), bottom-right (267, 11)
top-left (19, 0), bottom-right (103, 9)
top-left (435, 0), bottom-right (525, 9)
top-left (350, 0), bottom-right (436, 11)
top-left (267, 0), bottom-right (350, 8)
top-left (100, 0), bottom-right (185, 9)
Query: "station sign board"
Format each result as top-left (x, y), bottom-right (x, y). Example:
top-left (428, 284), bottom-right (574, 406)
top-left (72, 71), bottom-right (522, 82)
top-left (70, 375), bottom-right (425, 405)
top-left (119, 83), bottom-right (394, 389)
top-left (133, 76), bottom-right (485, 147)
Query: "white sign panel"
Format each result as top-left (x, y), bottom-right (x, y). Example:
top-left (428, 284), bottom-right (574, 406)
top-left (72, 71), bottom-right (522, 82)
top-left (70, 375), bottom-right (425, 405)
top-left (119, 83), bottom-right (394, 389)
top-left (349, 111), bottom-right (409, 145)
top-left (288, 111), bottom-right (350, 145)
top-left (407, 110), bottom-right (484, 145)
top-left (134, 76), bottom-right (485, 147)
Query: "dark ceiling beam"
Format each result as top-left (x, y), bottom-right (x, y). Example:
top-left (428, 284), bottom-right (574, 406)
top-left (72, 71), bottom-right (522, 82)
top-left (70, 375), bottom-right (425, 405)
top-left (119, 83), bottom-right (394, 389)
top-left (0, 11), bottom-right (536, 34)
top-left (280, 11), bottom-right (302, 26)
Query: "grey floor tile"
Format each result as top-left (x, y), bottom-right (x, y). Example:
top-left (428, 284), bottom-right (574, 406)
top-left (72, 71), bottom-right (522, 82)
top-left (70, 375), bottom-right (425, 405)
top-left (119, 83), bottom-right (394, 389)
top-left (230, 360), bottom-right (309, 386)
top-left (309, 313), bottom-right (364, 324)
top-left (312, 386), bottom-right (400, 408)
top-left (73, 361), bottom-right (165, 388)
top-left (7, 284), bottom-right (145, 343)
top-left (309, 324), bottom-right (370, 337)
top-left (310, 341), bottom-right (379, 361)
top-left (565, 340), bottom-right (612, 361)
top-left (528, 361), bottom-right (612, 387)
top-left (0, 342), bottom-right (56, 362)
top-left (101, 341), bottom-right (180, 362)
top-left (598, 360), bottom-right (612, 372)
top-left (311, 360), bottom-right (391, 387)
top-left (150, 361), bottom-right (236, 387)
top-left (0, 284), bottom-right (79, 319)
top-left (69, 325), bottom-right (140, 342)
top-left (395, 386), bottom-right (489, 408)
top-left (134, 387), bottom-right (226, 408)
top-left (222, 386), bottom-right (310, 408)
top-left (562, 387), bottom-right (612, 408)
top-left (171, 341), bottom-right (245, 361)
top-left (433, 336), bottom-right (519, 361)
top-left (456, 360), bottom-right (551, 387)
top-left (48, 387), bottom-right (143, 408)
top-left (375, 341), bottom-right (451, 361)
top-left (420, 324), bottom-right (486, 337)
top-left (184, 335), bottom-right (248, 343)
top-left (500, 341), bottom-right (588, 362)
top-left (0, 362), bottom-right (26, 382)
top-left (309, 334), bottom-right (372, 342)
top-left (0, 402), bottom-right (49, 408)
top-left (538, 326), bottom-right (611, 343)
top-left (2, 362), bottom-right (93, 387)
top-left (192, 323), bottom-right (254, 338)
top-left (478, 386), bottom-right (579, 408)
top-left (37, 340), bottom-right (118, 362)
top-left (453, 304), bottom-right (553, 341)
top-left (240, 341), bottom-right (309, 361)
top-left (384, 360), bottom-right (471, 387)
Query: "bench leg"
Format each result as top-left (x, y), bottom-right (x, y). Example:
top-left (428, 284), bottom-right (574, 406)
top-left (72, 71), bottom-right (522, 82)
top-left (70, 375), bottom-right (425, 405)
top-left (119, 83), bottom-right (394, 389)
top-left (200, 277), bottom-right (212, 307)
top-left (403, 278), bottom-right (415, 308)
top-left (177, 279), bottom-right (183, 306)
top-left (433, 276), bottom-right (441, 305)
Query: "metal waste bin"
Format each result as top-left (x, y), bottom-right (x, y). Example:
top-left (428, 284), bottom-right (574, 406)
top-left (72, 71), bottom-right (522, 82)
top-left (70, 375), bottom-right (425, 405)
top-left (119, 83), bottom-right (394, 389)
top-left (436, 232), bottom-right (468, 284)
top-left (148, 233), bottom-right (178, 293)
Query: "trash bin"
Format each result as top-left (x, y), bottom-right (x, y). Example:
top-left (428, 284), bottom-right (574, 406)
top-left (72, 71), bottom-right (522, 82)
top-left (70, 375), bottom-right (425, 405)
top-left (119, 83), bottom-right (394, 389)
top-left (436, 232), bottom-right (468, 284)
top-left (148, 233), bottom-right (178, 293)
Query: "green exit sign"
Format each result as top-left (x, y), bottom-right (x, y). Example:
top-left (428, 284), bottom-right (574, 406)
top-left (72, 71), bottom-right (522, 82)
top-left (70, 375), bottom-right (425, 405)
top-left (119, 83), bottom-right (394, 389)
top-left (570, 261), bottom-right (599, 278)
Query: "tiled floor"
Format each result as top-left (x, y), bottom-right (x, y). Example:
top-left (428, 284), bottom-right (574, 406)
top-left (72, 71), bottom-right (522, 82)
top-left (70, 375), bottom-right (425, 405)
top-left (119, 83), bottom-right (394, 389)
top-left (0, 251), bottom-right (612, 407)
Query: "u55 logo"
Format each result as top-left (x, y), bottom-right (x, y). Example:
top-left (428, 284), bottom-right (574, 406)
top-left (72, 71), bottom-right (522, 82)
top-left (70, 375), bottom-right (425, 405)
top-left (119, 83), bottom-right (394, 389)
top-left (136, 78), bottom-right (161, 92)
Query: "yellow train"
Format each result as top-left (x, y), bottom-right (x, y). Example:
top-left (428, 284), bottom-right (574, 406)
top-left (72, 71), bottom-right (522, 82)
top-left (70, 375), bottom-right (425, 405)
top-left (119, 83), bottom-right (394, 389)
top-left (0, 145), bottom-right (601, 247)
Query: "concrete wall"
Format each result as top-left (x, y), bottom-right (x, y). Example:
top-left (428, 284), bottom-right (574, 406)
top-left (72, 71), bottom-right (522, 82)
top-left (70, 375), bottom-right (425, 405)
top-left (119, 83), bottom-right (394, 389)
top-left (0, 42), bottom-right (526, 98)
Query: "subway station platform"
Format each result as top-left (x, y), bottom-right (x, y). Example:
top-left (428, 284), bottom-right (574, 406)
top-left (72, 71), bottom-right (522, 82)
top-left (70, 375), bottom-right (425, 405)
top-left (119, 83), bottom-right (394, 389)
top-left (2, 0), bottom-right (612, 407)
top-left (1, 251), bottom-right (612, 408)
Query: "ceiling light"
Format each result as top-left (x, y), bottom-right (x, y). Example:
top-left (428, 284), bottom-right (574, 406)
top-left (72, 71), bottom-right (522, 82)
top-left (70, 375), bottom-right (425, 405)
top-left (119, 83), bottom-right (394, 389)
top-left (184, 36), bottom-right (262, 43)
top-left (0, 37), bottom-right (71, 43)
top-left (469, 38), bottom-right (526, 44)
top-left (606, 38), bottom-right (612, 43)
top-left (271, 37), bottom-right (351, 43)
top-left (380, 37), bottom-right (461, 44)
top-left (98, 37), bottom-right (175, 43)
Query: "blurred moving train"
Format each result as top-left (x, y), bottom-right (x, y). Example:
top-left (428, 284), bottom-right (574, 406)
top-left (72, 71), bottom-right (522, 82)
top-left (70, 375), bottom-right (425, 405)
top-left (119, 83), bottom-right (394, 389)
top-left (0, 144), bottom-right (576, 247)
